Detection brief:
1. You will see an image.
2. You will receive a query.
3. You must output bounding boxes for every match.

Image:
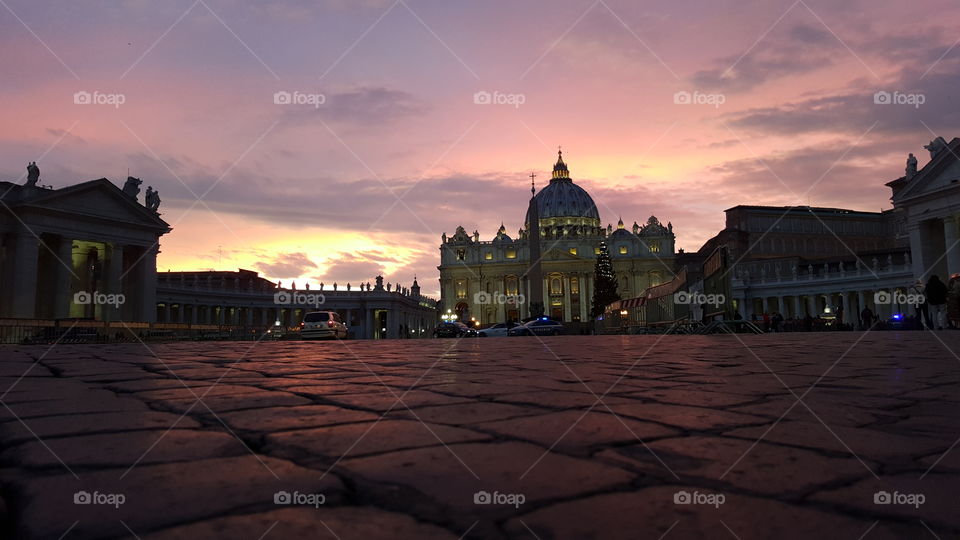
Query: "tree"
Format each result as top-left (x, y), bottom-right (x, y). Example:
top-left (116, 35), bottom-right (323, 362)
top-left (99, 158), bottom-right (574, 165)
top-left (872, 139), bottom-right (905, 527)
top-left (591, 240), bottom-right (620, 318)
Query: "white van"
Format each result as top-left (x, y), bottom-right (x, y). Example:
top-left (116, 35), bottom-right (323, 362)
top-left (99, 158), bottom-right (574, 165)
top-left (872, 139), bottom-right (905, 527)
top-left (300, 311), bottom-right (348, 340)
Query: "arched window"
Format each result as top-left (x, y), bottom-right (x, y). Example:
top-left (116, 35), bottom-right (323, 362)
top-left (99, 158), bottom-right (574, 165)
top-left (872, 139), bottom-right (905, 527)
top-left (549, 274), bottom-right (563, 296)
top-left (505, 275), bottom-right (519, 296)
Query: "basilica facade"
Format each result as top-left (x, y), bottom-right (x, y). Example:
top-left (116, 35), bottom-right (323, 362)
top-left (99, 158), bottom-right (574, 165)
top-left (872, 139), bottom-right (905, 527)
top-left (438, 151), bottom-right (676, 324)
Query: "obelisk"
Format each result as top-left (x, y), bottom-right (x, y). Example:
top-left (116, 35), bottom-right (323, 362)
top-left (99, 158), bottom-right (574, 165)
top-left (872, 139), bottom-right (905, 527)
top-left (527, 172), bottom-right (545, 319)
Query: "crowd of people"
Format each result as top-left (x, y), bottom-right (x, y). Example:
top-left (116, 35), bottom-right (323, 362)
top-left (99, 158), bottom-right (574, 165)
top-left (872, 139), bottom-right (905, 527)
top-left (745, 274), bottom-right (960, 332)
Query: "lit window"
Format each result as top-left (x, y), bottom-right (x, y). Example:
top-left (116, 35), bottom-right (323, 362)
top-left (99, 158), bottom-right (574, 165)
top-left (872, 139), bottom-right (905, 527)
top-left (570, 278), bottom-right (579, 295)
top-left (505, 275), bottom-right (519, 295)
top-left (506, 249), bottom-right (516, 259)
top-left (569, 247), bottom-right (577, 255)
top-left (594, 247), bottom-right (601, 255)
top-left (455, 280), bottom-right (467, 299)
top-left (550, 275), bottom-right (563, 295)
top-left (456, 249), bottom-right (465, 261)
top-left (647, 240), bottom-right (661, 253)
top-left (484, 252), bottom-right (493, 260)
top-left (619, 246), bottom-right (628, 255)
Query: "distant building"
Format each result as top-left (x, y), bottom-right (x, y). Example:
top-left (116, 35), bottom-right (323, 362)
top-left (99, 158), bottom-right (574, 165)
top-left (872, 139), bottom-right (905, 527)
top-left (157, 271), bottom-right (437, 339)
top-left (676, 136), bottom-right (960, 325)
top-left (438, 151), bottom-right (676, 324)
top-left (0, 176), bottom-right (169, 321)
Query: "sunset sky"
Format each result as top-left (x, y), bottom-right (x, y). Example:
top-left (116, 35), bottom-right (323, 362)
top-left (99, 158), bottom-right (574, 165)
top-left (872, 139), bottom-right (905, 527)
top-left (2, 0), bottom-right (959, 296)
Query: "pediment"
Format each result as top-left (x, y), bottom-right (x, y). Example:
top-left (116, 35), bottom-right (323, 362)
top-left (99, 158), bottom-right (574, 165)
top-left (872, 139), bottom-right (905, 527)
top-left (543, 248), bottom-right (581, 260)
top-left (19, 179), bottom-right (169, 229)
top-left (896, 140), bottom-right (960, 202)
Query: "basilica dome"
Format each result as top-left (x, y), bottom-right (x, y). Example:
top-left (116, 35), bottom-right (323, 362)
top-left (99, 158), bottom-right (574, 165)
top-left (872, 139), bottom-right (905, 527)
top-left (524, 151), bottom-right (601, 228)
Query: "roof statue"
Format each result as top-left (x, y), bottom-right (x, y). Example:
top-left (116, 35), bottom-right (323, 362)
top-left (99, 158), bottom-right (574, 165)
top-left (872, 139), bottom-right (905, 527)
top-left (25, 161), bottom-right (40, 187)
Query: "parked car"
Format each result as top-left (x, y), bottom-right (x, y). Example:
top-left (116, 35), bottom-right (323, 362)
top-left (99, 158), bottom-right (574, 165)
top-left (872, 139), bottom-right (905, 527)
top-left (434, 321), bottom-right (479, 338)
top-left (477, 322), bottom-right (519, 337)
top-left (300, 311), bottom-right (348, 340)
top-left (434, 321), bottom-right (464, 338)
top-left (263, 322), bottom-right (288, 340)
top-left (508, 318), bottom-right (565, 336)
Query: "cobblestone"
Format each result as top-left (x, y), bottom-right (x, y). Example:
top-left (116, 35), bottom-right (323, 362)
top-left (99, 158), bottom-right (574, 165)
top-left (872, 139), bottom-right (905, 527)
top-left (0, 333), bottom-right (958, 538)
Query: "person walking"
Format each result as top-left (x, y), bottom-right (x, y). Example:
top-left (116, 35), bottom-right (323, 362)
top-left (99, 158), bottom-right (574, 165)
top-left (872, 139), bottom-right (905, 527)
top-left (910, 279), bottom-right (930, 329)
top-left (860, 306), bottom-right (874, 330)
top-left (925, 275), bottom-right (948, 330)
top-left (948, 274), bottom-right (960, 329)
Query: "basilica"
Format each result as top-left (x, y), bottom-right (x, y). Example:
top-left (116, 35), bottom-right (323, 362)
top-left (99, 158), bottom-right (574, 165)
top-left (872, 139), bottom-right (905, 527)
top-left (438, 151), bottom-right (676, 324)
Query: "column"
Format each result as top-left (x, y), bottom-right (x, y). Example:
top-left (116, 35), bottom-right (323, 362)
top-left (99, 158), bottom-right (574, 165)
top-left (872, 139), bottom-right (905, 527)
top-left (857, 291), bottom-right (866, 320)
top-left (563, 275), bottom-right (572, 321)
top-left (774, 296), bottom-right (784, 315)
top-left (807, 296), bottom-right (817, 317)
top-left (793, 295), bottom-right (803, 318)
top-left (841, 292), bottom-right (851, 325)
top-left (10, 232), bottom-right (40, 318)
top-left (908, 224), bottom-right (927, 280)
top-left (138, 245), bottom-right (158, 322)
top-left (53, 236), bottom-right (74, 319)
top-left (944, 216), bottom-right (960, 277)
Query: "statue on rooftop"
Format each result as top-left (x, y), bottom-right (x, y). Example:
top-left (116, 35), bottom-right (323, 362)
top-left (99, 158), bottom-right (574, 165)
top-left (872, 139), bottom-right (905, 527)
top-left (25, 162), bottom-right (40, 187)
top-left (123, 176), bottom-right (142, 199)
top-left (906, 153), bottom-right (918, 178)
top-left (145, 186), bottom-right (161, 211)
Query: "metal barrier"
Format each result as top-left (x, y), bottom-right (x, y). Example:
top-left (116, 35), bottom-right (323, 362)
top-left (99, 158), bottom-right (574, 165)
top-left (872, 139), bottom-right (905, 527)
top-left (0, 319), bottom-right (294, 345)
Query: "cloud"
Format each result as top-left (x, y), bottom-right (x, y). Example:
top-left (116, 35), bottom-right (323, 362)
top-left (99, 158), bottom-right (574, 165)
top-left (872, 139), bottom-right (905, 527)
top-left (690, 24), bottom-right (840, 92)
top-left (275, 86), bottom-right (425, 130)
top-left (254, 252), bottom-right (317, 278)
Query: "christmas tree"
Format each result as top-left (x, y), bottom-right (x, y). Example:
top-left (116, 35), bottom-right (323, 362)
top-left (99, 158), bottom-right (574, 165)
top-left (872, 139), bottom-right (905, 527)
top-left (591, 240), bottom-right (620, 317)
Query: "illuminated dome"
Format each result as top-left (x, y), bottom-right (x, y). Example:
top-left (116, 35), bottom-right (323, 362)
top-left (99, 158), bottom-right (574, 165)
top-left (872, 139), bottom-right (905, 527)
top-left (524, 150), bottom-right (601, 228)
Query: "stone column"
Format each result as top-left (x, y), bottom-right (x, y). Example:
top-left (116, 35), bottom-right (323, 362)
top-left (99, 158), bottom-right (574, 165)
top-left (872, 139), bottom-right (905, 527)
top-left (908, 224), bottom-right (927, 280)
top-left (944, 216), bottom-right (960, 277)
top-left (563, 275), bottom-right (572, 321)
top-left (11, 232), bottom-right (40, 319)
top-left (138, 245), bottom-right (158, 322)
top-left (841, 292), bottom-right (851, 325)
top-left (857, 291), bottom-right (866, 319)
top-left (807, 296), bottom-right (817, 317)
top-left (53, 237), bottom-right (74, 319)
top-left (793, 295), bottom-right (803, 318)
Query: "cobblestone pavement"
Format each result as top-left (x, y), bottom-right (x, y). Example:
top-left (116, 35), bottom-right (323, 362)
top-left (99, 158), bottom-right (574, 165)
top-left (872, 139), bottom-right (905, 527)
top-left (1, 333), bottom-right (959, 539)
